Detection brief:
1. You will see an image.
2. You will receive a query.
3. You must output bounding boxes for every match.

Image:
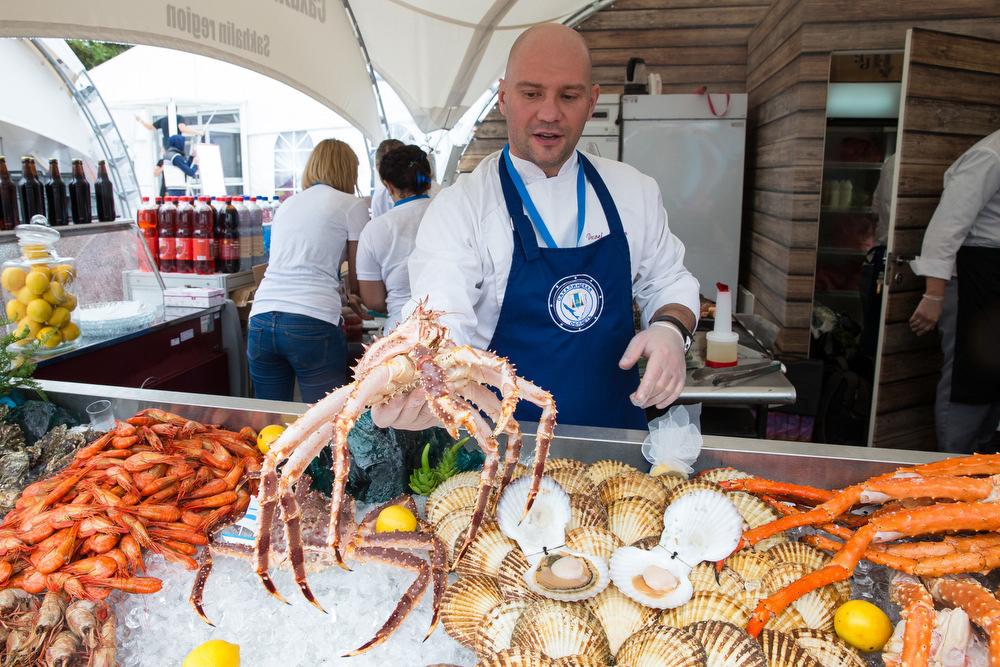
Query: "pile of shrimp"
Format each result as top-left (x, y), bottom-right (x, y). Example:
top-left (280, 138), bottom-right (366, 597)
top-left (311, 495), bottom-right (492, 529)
top-left (0, 588), bottom-right (116, 667)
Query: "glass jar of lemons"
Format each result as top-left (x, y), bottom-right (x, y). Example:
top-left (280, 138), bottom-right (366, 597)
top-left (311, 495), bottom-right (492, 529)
top-left (1, 224), bottom-right (80, 355)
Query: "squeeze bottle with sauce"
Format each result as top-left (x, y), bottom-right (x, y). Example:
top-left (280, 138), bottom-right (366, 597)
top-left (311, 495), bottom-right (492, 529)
top-left (705, 282), bottom-right (738, 368)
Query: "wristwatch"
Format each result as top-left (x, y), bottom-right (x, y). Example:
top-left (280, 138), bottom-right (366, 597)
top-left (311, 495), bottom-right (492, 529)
top-left (650, 314), bottom-right (693, 352)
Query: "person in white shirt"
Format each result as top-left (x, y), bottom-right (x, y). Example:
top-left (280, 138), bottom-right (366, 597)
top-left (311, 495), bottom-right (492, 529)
top-left (909, 129), bottom-right (1000, 453)
top-left (357, 145), bottom-right (433, 335)
top-left (247, 139), bottom-right (369, 402)
top-left (372, 23), bottom-right (699, 431)
top-left (369, 139), bottom-right (405, 220)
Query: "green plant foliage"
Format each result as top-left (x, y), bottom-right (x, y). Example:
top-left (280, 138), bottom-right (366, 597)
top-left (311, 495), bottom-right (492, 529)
top-left (407, 442), bottom-right (438, 495)
top-left (66, 40), bottom-right (133, 70)
top-left (0, 318), bottom-right (46, 401)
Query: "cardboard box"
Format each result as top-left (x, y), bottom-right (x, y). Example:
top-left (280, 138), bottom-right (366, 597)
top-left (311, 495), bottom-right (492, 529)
top-left (163, 287), bottom-right (226, 308)
top-left (231, 263), bottom-right (267, 323)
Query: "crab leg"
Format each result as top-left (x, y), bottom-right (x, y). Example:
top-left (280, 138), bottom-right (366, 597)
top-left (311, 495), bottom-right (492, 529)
top-left (747, 502), bottom-right (1000, 636)
top-left (890, 574), bottom-right (935, 667)
top-left (452, 380), bottom-right (525, 501)
top-left (514, 379), bottom-right (556, 522)
top-left (927, 575), bottom-right (1000, 667)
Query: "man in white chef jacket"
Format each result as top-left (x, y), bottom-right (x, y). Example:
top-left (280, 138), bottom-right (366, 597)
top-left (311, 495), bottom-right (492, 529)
top-left (373, 23), bottom-right (700, 431)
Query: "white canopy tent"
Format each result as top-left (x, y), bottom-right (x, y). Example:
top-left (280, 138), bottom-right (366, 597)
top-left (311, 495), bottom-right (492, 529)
top-left (0, 0), bottom-right (613, 142)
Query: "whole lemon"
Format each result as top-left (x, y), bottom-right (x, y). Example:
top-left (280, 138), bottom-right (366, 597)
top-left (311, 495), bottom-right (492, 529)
top-left (6, 300), bottom-right (26, 321)
top-left (24, 270), bottom-right (49, 295)
top-left (181, 639), bottom-right (240, 667)
top-left (36, 327), bottom-right (61, 348)
top-left (376, 505), bottom-right (418, 533)
top-left (256, 424), bottom-right (286, 454)
top-left (50, 264), bottom-right (76, 283)
top-left (59, 321), bottom-right (81, 341)
top-left (26, 299), bottom-right (53, 324)
top-left (833, 599), bottom-right (894, 652)
top-left (15, 285), bottom-right (35, 305)
top-left (13, 317), bottom-right (41, 342)
top-left (62, 293), bottom-right (78, 312)
top-left (1, 267), bottom-right (26, 293)
top-left (48, 306), bottom-right (71, 328)
top-left (43, 282), bottom-right (67, 305)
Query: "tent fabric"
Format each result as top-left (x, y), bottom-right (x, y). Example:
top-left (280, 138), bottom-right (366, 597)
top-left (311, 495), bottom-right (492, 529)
top-left (0, 1), bottom-right (611, 141)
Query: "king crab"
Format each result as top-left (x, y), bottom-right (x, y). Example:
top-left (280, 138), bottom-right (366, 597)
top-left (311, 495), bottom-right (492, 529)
top-left (249, 302), bottom-right (557, 637)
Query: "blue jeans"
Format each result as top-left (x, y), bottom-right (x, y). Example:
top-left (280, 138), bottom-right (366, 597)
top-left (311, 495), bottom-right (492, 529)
top-left (247, 312), bottom-right (347, 403)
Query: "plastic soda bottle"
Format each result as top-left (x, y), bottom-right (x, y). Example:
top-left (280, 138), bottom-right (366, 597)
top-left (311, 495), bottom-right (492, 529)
top-left (216, 197), bottom-right (240, 273)
top-left (137, 196), bottom-right (159, 270)
top-left (192, 196), bottom-right (215, 275)
top-left (157, 196), bottom-right (178, 272)
top-left (175, 196), bottom-right (194, 273)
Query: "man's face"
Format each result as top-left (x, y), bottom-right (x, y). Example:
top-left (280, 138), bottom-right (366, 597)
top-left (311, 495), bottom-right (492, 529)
top-left (499, 35), bottom-right (599, 177)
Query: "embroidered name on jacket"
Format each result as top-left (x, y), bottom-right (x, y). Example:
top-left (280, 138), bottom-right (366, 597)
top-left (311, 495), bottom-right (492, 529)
top-left (548, 275), bottom-right (604, 332)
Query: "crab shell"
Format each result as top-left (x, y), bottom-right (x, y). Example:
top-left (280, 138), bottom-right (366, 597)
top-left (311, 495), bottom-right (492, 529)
top-left (608, 545), bottom-right (694, 609)
top-left (522, 547), bottom-right (610, 603)
top-left (497, 475), bottom-right (572, 554)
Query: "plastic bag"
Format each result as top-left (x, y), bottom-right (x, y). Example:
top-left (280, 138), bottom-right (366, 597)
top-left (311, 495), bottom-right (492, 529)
top-left (641, 404), bottom-right (702, 477)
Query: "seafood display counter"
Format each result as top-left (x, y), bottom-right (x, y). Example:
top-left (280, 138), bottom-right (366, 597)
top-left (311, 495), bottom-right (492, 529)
top-left (22, 380), bottom-right (955, 666)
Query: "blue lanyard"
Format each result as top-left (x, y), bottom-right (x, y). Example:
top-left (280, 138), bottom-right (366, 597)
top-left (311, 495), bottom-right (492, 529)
top-left (502, 145), bottom-right (586, 248)
top-left (393, 194), bottom-right (430, 208)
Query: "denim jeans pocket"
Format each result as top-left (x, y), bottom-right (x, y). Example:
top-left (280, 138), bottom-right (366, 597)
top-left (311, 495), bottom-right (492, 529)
top-left (285, 328), bottom-right (335, 369)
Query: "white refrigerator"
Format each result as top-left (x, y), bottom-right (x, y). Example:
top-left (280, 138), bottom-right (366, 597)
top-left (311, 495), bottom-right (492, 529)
top-left (621, 94), bottom-right (748, 297)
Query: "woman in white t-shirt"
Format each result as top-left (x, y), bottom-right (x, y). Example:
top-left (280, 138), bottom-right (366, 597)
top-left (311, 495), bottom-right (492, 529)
top-left (357, 145), bottom-right (433, 334)
top-left (247, 139), bottom-right (369, 402)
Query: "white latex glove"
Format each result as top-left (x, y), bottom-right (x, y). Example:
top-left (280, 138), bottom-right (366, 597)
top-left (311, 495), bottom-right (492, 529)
top-left (370, 389), bottom-right (440, 430)
top-left (909, 297), bottom-right (943, 336)
top-left (619, 323), bottom-right (687, 409)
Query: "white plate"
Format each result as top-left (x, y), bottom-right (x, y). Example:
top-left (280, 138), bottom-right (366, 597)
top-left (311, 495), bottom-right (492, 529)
top-left (77, 301), bottom-right (157, 337)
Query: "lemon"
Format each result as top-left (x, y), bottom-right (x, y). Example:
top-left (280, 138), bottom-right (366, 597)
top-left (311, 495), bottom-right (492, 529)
top-left (62, 293), bottom-right (78, 312)
top-left (50, 264), bottom-right (76, 283)
top-left (834, 599), bottom-right (894, 652)
top-left (24, 270), bottom-right (49, 295)
top-left (48, 306), bottom-right (71, 328)
top-left (181, 639), bottom-right (240, 667)
top-left (13, 317), bottom-right (41, 342)
top-left (256, 424), bottom-right (286, 454)
top-left (1, 267), bottom-right (26, 293)
top-left (59, 321), bottom-right (80, 341)
top-left (376, 505), bottom-right (418, 533)
top-left (26, 299), bottom-right (53, 324)
top-left (36, 327), bottom-right (61, 348)
top-left (43, 282), bottom-right (67, 305)
top-left (15, 285), bottom-right (35, 305)
top-left (6, 300), bottom-right (26, 321)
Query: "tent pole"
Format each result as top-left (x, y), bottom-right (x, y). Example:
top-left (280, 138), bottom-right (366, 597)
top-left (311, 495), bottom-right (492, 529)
top-left (341, 0), bottom-right (389, 141)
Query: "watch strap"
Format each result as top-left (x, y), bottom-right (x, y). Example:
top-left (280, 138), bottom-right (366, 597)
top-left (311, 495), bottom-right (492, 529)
top-left (650, 314), bottom-right (693, 352)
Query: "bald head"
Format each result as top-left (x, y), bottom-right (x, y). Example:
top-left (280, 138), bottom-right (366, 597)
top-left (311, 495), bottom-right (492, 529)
top-left (506, 23), bottom-right (593, 86)
top-left (499, 24), bottom-right (599, 176)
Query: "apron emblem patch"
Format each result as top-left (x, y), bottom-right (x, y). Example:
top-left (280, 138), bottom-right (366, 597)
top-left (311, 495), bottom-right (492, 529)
top-left (548, 275), bottom-right (604, 332)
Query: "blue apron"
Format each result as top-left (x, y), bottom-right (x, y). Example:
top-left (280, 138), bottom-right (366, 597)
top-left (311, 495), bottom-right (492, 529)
top-left (489, 148), bottom-right (646, 429)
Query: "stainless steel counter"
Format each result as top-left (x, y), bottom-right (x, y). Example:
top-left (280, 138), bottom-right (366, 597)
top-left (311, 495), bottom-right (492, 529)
top-left (36, 379), bottom-right (945, 491)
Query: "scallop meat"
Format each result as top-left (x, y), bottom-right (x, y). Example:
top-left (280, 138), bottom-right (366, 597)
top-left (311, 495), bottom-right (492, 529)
top-left (609, 545), bottom-right (694, 609)
top-left (523, 547), bottom-right (610, 602)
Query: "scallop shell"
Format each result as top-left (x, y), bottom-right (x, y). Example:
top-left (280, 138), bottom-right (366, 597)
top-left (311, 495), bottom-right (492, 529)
top-left (440, 575), bottom-right (505, 650)
top-left (564, 526), bottom-right (623, 562)
top-left (657, 590), bottom-right (751, 628)
top-left (456, 518), bottom-right (518, 579)
top-left (788, 628), bottom-right (867, 667)
top-left (759, 562), bottom-right (841, 630)
top-left (434, 505), bottom-right (476, 562)
top-left (551, 656), bottom-right (608, 667)
top-left (474, 598), bottom-right (532, 659)
top-left (567, 493), bottom-right (609, 532)
top-left (688, 562), bottom-right (746, 598)
top-left (605, 497), bottom-right (663, 546)
top-left (754, 532), bottom-right (792, 553)
top-left (597, 471), bottom-right (669, 509)
top-left (523, 548), bottom-right (610, 602)
top-left (696, 467), bottom-right (755, 483)
top-left (660, 489), bottom-right (743, 563)
top-left (685, 620), bottom-right (767, 667)
top-left (426, 484), bottom-right (481, 525)
top-left (765, 542), bottom-right (831, 571)
top-left (475, 647), bottom-right (554, 667)
top-left (510, 599), bottom-right (611, 663)
top-left (584, 583), bottom-right (659, 656)
top-left (584, 459), bottom-right (639, 487)
top-left (430, 469), bottom-right (483, 500)
top-left (662, 478), bottom-right (726, 506)
top-left (609, 545), bottom-right (693, 609)
top-left (760, 562), bottom-right (813, 595)
top-left (547, 468), bottom-right (599, 497)
top-left (758, 629), bottom-right (825, 667)
top-left (724, 550), bottom-right (777, 589)
top-left (727, 490), bottom-right (782, 530)
top-left (497, 548), bottom-right (543, 603)
top-left (765, 605), bottom-right (808, 633)
top-left (614, 625), bottom-right (708, 667)
top-left (497, 474), bottom-right (572, 553)
top-left (653, 471), bottom-right (688, 492)
top-left (629, 534), bottom-right (661, 550)
top-left (543, 457), bottom-right (589, 474)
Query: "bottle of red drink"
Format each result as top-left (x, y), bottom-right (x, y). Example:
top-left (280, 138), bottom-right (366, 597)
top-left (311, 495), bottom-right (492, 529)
top-left (137, 196), bottom-right (159, 270)
top-left (216, 197), bottom-right (240, 273)
top-left (174, 196), bottom-right (194, 273)
top-left (157, 196), bottom-right (178, 273)
top-left (192, 196), bottom-right (215, 275)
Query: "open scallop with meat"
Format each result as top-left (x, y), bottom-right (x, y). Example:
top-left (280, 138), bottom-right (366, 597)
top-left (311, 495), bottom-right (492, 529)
top-left (522, 546), bottom-right (611, 603)
top-left (609, 544), bottom-right (695, 609)
top-left (497, 474), bottom-right (572, 554)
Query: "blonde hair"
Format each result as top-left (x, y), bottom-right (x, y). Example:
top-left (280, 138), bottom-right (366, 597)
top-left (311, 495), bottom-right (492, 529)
top-left (302, 139), bottom-right (358, 194)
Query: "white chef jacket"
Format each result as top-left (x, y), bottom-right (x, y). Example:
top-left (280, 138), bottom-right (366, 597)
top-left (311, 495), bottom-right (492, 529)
top-left (356, 196), bottom-right (432, 335)
top-left (911, 130), bottom-right (1000, 280)
top-left (250, 184), bottom-right (369, 326)
top-left (405, 150), bottom-right (700, 349)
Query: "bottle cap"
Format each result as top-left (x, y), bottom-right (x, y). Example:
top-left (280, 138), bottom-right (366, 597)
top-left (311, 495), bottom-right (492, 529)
top-left (713, 282), bottom-right (733, 335)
